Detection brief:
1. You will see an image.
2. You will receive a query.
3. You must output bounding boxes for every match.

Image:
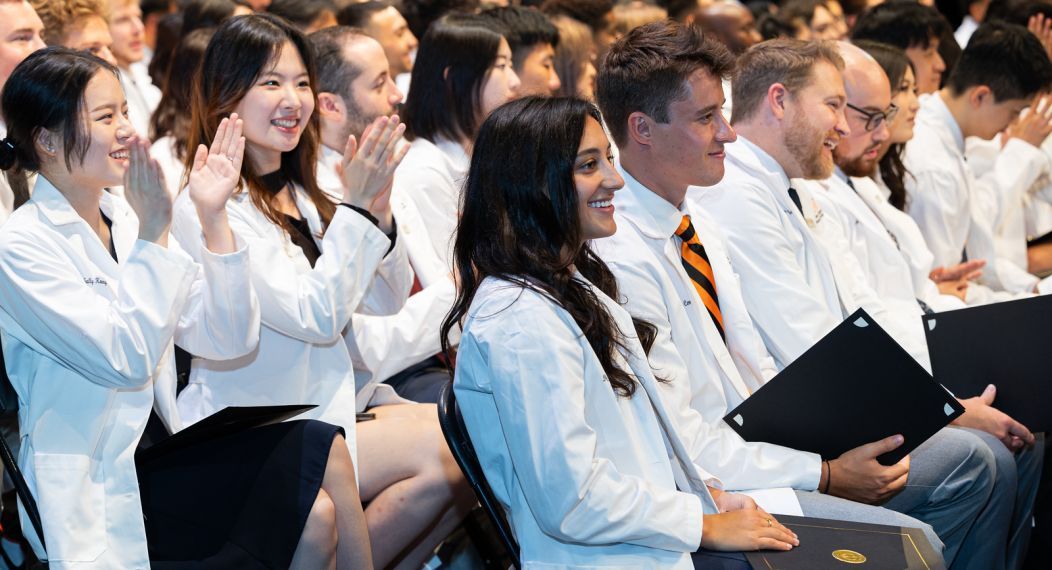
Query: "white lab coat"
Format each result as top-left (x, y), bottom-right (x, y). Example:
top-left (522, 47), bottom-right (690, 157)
top-left (455, 275), bottom-right (721, 569)
top-left (904, 94), bottom-right (1044, 294)
top-left (390, 136), bottom-right (469, 273)
top-left (0, 176), bottom-right (259, 568)
top-left (317, 145), bottom-right (459, 388)
top-left (170, 182), bottom-right (391, 463)
top-left (592, 168), bottom-right (821, 495)
top-left (807, 170), bottom-right (959, 318)
top-left (691, 136), bottom-right (930, 370)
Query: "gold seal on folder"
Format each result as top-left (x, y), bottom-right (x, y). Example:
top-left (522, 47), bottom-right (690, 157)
top-left (831, 549), bottom-right (867, 564)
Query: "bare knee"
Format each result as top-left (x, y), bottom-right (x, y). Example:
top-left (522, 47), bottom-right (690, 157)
top-left (306, 489), bottom-right (338, 552)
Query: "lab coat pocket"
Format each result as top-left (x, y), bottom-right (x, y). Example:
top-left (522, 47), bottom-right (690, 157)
top-left (33, 453), bottom-right (107, 562)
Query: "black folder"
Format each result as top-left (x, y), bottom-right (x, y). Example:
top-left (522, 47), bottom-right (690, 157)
top-left (744, 515), bottom-right (944, 569)
top-left (923, 294), bottom-right (1052, 432)
top-left (723, 309), bottom-right (963, 466)
top-left (136, 404), bottom-right (316, 461)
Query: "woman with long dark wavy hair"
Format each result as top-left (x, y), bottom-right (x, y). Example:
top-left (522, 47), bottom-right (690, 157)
top-left (441, 96), bottom-right (797, 569)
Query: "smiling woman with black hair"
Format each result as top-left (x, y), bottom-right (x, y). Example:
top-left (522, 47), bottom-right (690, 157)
top-left (442, 96), bottom-right (797, 569)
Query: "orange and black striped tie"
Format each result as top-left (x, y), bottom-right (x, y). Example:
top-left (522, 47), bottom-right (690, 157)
top-left (675, 215), bottom-right (725, 341)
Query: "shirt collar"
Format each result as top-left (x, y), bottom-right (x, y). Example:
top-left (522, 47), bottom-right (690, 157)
top-left (618, 165), bottom-right (686, 240)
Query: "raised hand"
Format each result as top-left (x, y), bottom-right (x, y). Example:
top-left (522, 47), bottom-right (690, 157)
top-left (123, 136), bottom-right (172, 247)
top-left (1003, 94), bottom-right (1052, 148)
top-left (338, 114), bottom-right (409, 231)
top-left (187, 114), bottom-right (244, 254)
top-left (189, 114), bottom-right (245, 215)
top-left (1029, 14), bottom-right (1052, 60)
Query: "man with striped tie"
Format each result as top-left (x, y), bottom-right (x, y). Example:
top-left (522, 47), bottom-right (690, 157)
top-left (592, 23), bottom-right (1001, 568)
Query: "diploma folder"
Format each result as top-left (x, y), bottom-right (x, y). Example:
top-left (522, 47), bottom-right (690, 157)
top-left (136, 404), bottom-right (317, 461)
top-left (923, 294), bottom-right (1052, 432)
top-left (744, 515), bottom-right (944, 569)
top-left (723, 309), bottom-right (963, 466)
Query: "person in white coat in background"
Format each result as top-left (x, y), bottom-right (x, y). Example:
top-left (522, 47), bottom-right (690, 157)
top-left (804, 40), bottom-right (1044, 569)
top-left (590, 21), bottom-right (993, 563)
top-left (854, 40), bottom-right (988, 310)
top-left (0, 47), bottom-right (373, 569)
top-left (169, 15), bottom-right (472, 569)
top-left (393, 14), bottom-right (520, 273)
top-left (903, 22), bottom-right (1052, 296)
top-left (691, 38), bottom-right (1029, 570)
top-left (442, 95), bottom-right (802, 570)
top-left (310, 26), bottom-right (456, 404)
top-left (107, 0), bottom-right (161, 137)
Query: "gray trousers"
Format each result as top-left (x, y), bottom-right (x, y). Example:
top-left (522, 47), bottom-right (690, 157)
top-left (952, 428), bottom-right (1044, 570)
top-left (796, 426), bottom-right (998, 569)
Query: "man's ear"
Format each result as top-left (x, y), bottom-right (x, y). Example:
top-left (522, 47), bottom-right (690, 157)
top-left (767, 82), bottom-right (789, 120)
top-left (317, 92), bottom-right (346, 120)
top-left (627, 111), bottom-right (655, 147)
top-left (969, 85), bottom-right (993, 109)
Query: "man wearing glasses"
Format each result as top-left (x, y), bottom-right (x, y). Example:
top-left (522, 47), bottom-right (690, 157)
top-left (694, 38), bottom-right (1037, 568)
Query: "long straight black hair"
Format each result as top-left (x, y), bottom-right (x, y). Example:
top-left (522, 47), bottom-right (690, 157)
top-left (403, 13), bottom-right (504, 144)
top-left (186, 14), bottom-right (335, 235)
top-left (440, 96), bottom-right (654, 397)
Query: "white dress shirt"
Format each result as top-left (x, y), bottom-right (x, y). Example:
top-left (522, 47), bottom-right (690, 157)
top-left (390, 136), bottom-right (469, 273)
top-left (593, 167), bottom-right (821, 497)
top-left (455, 275), bottom-right (720, 569)
top-left (171, 183), bottom-right (392, 464)
top-left (0, 176), bottom-right (258, 568)
top-left (691, 136), bottom-right (931, 370)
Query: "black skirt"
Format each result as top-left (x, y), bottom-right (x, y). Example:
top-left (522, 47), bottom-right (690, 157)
top-left (136, 419), bottom-right (343, 569)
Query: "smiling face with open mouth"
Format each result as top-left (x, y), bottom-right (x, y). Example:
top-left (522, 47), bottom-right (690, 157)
top-left (575, 116), bottom-right (624, 241)
top-left (76, 69), bottom-right (135, 190)
top-left (236, 40), bottom-right (315, 173)
top-left (782, 60), bottom-right (849, 180)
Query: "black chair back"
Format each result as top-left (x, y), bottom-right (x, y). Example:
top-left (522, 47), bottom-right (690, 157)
top-left (0, 346), bottom-right (45, 556)
top-left (437, 380), bottom-right (519, 567)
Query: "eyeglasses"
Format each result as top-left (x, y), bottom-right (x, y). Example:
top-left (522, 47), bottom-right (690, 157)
top-left (846, 102), bottom-right (899, 132)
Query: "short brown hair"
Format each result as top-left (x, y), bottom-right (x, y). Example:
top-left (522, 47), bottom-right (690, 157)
top-left (32, 0), bottom-right (108, 46)
top-left (596, 20), bottom-right (734, 147)
top-left (731, 38), bottom-right (843, 125)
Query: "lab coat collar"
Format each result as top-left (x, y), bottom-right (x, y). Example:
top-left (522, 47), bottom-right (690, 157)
top-left (30, 175), bottom-right (128, 228)
top-left (919, 93), bottom-right (965, 154)
top-left (734, 135), bottom-right (792, 192)
top-left (615, 164), bottom-right (685, 240)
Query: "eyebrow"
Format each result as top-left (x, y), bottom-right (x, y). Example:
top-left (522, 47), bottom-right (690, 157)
top-left (89, 102), bottom-right (122, 112)
top-left (697, 104), bottom-right (721, 117)
top-left (576, 147), bottom-right (604, 158)
top-left (260, 70), bottom-right (310, 78)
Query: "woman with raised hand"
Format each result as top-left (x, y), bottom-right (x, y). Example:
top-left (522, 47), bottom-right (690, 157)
top-left (171, 14), bottom-right (473, 569)
top-left (0, 46), bottom-right (370, 569)
top-left (441, 96), bottom-right (798, 569)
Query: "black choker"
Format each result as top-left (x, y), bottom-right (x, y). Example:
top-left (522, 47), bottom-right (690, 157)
top-left (259, 170), bottom-right (289, 195)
